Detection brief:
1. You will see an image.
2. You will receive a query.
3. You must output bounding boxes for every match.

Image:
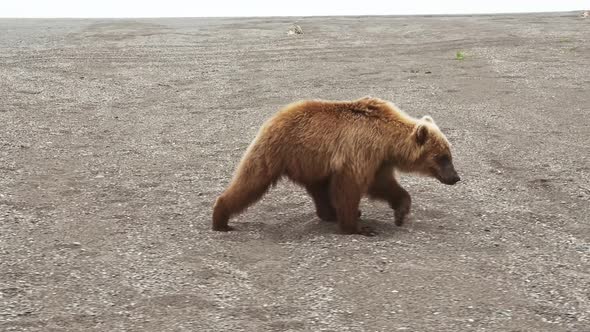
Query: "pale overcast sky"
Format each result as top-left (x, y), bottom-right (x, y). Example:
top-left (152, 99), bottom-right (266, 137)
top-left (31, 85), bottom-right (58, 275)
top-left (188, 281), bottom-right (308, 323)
top-left (1, 0), bottom-right (587, 18)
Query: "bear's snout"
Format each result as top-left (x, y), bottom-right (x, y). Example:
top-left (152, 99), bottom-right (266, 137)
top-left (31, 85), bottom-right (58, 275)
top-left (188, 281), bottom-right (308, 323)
top-left (447, 174), bottom-right (461, 185)
top-left (439, 171), bottom-right (460, 185)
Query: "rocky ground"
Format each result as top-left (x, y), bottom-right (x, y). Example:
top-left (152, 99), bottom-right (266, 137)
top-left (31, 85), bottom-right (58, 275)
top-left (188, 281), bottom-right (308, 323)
top-left (0, 12), bottom-right (589, 332)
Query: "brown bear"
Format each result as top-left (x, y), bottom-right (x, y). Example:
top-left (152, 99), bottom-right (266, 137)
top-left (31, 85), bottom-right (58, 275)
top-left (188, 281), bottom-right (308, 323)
top-left (212, 96), bottom-right (460, 236)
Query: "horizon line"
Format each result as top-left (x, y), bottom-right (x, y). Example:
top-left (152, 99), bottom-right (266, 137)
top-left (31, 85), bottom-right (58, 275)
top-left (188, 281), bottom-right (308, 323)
top-left (0, 9), bottom-right (586, 20)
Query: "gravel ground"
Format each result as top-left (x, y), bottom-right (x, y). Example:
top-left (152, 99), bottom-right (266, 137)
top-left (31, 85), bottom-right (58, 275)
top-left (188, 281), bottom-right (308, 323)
top-left (0, 12), bottom-right (589, 332)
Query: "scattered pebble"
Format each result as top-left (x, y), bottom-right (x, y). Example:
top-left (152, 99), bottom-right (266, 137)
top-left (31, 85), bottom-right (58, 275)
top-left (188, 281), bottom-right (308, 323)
top-left (288, 24), bottom-right (304, 35)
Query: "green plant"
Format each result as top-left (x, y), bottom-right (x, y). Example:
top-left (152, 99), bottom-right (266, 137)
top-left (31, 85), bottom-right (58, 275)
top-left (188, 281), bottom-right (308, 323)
top-left (455, 51), bottom-right (465, 60)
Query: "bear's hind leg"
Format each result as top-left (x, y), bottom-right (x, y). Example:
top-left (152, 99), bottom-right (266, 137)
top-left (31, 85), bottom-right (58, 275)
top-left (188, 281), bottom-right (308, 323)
top-left (212, 173), bottom-right (278, 232)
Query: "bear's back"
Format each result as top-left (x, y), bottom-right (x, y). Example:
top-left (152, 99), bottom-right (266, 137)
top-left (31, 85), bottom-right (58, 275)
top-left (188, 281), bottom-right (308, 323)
top-left (261, 98), bottom-right (406, 157)
top-left (276, 97), bottom-right (398, 125)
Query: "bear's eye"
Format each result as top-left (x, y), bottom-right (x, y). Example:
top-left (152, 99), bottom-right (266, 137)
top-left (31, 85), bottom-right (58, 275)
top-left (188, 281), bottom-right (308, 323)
top-left (437, 154), bottom-right (450, 165)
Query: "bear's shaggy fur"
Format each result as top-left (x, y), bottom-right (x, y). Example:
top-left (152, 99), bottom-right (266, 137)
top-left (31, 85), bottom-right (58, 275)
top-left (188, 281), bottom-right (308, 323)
top-left (212, 96), bottom-right (460, 236)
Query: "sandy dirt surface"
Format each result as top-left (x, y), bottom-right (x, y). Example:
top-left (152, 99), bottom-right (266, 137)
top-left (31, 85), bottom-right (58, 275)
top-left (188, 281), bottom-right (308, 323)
top-left (0, 12), bottom-right (589, 332)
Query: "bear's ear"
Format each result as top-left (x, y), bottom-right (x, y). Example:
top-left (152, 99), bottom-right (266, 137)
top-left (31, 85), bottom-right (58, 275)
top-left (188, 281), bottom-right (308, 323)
top-left (422, 115), bottom-right (434, 123)
top-left (415, 124), bottom-right (429, 145)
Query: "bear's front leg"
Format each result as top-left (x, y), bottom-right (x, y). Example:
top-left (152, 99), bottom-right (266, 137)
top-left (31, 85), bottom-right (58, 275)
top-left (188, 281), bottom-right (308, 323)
top-left (306, 182), bottom-right (362, 222)
top-left (392, 187), bottom-right (411, 226)
top-left (330, 173), bottom-right (375, 236)
top-left (305, 182), bottom-right (338, 222)
top-left (368, 166), bottom-right (412, 226)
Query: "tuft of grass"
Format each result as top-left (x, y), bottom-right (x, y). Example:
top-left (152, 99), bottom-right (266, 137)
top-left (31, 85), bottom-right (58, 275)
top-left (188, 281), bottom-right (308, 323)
top-left (455, 51), bottom-right (465, 60)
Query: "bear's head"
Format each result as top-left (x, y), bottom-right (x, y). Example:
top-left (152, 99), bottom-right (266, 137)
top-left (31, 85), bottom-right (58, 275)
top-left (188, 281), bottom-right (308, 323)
top-left (411, 116), bottom-right (461, 185)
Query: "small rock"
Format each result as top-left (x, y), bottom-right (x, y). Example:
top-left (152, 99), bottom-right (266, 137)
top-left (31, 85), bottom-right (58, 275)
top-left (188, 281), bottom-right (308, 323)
top-left (287, 24), bottom-right (304, 35)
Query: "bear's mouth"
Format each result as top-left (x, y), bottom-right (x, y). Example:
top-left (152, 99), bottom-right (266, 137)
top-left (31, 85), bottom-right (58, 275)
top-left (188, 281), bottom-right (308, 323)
top-left (436, 173), bottom-right (461, 185)
top-left (431, 168), bottom-right (460, 185)
top-left (440, 176), bottom-right (460, 185)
